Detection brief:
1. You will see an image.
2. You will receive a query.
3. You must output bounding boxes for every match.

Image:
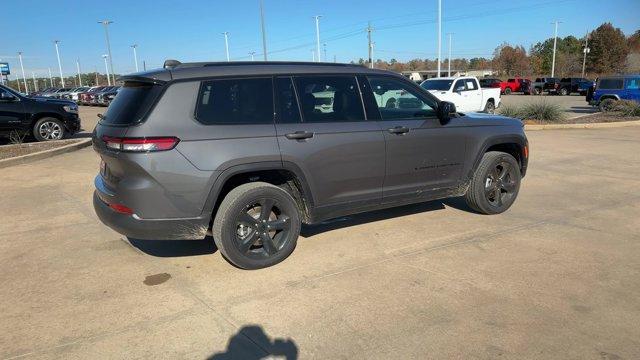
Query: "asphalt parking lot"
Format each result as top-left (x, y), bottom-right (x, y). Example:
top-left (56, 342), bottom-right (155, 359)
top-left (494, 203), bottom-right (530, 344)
top-left (1, 108), bottom-right (639, 359)
top-left (500, 93), bottom-right (596, 119)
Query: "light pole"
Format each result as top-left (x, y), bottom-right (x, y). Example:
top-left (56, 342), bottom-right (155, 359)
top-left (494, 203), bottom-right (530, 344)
top-left (313, 15), bottom-right (322, 62)
top-left (581, 32), bottom-right (590, 78)
top-left (102, 55), bottom-right (111, 86)
top-left (31, 72), bottom-right (38, 92)
top-left (48, 67), bottom-right (54, 87)
top-left (54, 40), bottom-right (65, 87)
top-left (76, 58), bottom-right (83, 86)
top-left (0, 58), bottom-right (4, 86)
top-left (259, 0), bottom-right (268, 61)
top-left (98, 20), bottom-right (115, 84)
top-left (437, 0), bottom-right (442, 77)
top-left (131, 44), bottom-right (139, 72)
top-left (551, 21), bottom-right (561, 77)
top-left (447, 33), bottom-right (453, 77)
top-left (311, 49), bottom-right (316, 62)
top-left (18, 52), bottom-right (28, 93)
top-left (323, 43), bottom-right (327, 63)
top-left (222, 32), bottom-right (230, 61)
top-left (249, 51), bottom-right (256, 61)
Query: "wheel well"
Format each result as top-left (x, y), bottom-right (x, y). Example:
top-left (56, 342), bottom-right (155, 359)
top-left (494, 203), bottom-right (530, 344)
top-left (599, 96), bottom-right (618, 101)
top-left (487, 98), bottom-right (495, 104)
top-left (486, 143), bottom-right (522, 169)
top-left (213, 169), bottom-right (312, 224)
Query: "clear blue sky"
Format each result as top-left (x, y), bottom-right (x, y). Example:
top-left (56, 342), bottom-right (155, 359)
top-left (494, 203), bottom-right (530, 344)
top-left (1, 0), bottom-right (638, 78)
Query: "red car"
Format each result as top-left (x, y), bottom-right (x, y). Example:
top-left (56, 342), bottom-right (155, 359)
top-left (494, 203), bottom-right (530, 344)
top-left (77, 86), bottom-right (107, 105)
top-left (501, 77), bottom-right (531, 95)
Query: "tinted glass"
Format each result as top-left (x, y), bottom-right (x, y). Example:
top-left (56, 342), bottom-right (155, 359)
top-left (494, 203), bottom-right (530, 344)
top-left (101, 81), bottom-right (163, 125)
top-left (625, 78), bottom-right (640, 90)
top-left (421, 79), bottom-right (454, 91)
top-left (196, 78), bottom-right (274, 125)
top-left (465, 79), bottom-right (478, 90)
top-left (453, 79), bottom-right (466, 91)
top-left (507, 79), bottom-right (515, 82)
top-left (294, 76), bottom-right (364, 122)
top-left (275, 77), bottom-right (301, 123)
top-left (599, 78), bottom-right (624, 90)
top-left (368, 76), bottom-right (437, 120)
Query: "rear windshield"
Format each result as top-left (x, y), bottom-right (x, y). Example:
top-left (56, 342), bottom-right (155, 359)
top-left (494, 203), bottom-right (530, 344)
top-left (100, 81), bottom-right (163, 125)
top-left (598, 78), bottom-right (624, 90)
top-left (421, 79), bottom-right (454, 91)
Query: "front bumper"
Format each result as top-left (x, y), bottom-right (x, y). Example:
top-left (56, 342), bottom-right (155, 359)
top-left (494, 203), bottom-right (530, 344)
top-left (63, 113), bottom-right (81, 134)
top-left (93, 176), bottom-right (209, 240)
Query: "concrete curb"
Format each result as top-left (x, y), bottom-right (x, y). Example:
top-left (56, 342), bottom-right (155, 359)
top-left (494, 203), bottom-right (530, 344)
top-left (525, 119), bottom-right (640, 130)
top-left (0, 138), bottom-right (92, 169)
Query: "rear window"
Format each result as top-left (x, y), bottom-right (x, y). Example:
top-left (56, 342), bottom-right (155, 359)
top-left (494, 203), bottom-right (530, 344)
top-left (598, 78), bottom-right (624, 90)
top-left (100, 81), bottom-right (163, 125)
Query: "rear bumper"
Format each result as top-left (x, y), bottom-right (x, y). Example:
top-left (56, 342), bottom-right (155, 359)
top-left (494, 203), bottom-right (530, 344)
top-left (93, 184), bottom-right (210, 240)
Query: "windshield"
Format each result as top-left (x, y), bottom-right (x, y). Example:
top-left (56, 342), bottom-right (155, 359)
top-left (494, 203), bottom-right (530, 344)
top-left (420, 79), bottom-right (454, 91)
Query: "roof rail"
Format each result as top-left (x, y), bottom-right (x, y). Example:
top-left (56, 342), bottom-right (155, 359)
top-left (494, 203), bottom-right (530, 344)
top-left (162, 60), bottom-right (359, 69)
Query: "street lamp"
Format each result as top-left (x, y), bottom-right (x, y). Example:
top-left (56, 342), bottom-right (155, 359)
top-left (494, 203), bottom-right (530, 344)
top-left (18, 52), bottom-right (28, 93)
top-left (222, 32), bottom-right (230, 61)
top-left (54, 40), bottom-right (64, 87)
top-left (313, 15), bottom-right (322, 62)
top-left (249, 51), bottom-right (256, 61)
top-left (131, 44), bottom-right (139, 72)
top-left (102, 54), bottom-right (111, 86)
top-left (98, 20), bottom-right (115, 84)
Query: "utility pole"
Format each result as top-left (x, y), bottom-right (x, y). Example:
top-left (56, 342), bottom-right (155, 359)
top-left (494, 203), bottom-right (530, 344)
top-left (370, 42), bottom-right (375, 68)
top-left (102, 55), bottom-right (111, 86)
top-left (143, 60), bottom-right (146, 71)
top-left (131, 44), bottom-right (139, 72)
top-left (333, 55), bottom-right (336, 63)
top-left (323, 43), bottom-right (327, 63)
top-left (222, 32), bottom-right (230, 61)
top-left (54, 40), bottom-right (65, 87)
top-left (311, 49), bottom-right (316, 62)
top-left (18, 52), bottom-right (28, 93)
top-left (31, 72), bottom-right (38, 92)
top-left (447, 33), bottom-right (453, 76)
top-left (48, 67), bottom-right (54, 87)
top-left (581, 32), bottom-right (590, 78)
top-left (249, 51), bottom-right (256, 61)
top-left (98, 20), bottom-right (115, 84)
top-left (437, 0), bottom-right (442, 77)
top-left (314, 15), bottom-right (322, 62)
top-left (259, 0), bottom-right (268, 61)
top-left (367, 22), bottom-right (373, 68)
top-left (551, 21), bottom-right (561, 77)
top-left (94, 66), bottom-right (99, 85)
top-left (76, 58), bottom-right (83, 86)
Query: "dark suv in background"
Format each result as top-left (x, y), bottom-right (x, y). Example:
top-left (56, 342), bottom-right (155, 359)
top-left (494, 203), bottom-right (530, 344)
top-left (0, 84), bottom-right (81, 141)
top-left (93, 61), bottom-right (528, 269)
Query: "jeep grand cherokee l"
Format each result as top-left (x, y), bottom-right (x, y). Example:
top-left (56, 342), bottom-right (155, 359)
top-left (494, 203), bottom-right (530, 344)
top-left (93, 61), bottom-right (528, 269)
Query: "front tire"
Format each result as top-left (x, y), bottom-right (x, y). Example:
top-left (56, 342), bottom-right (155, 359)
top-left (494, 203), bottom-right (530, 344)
top-left (464, 152), bottom-right (521, 215)
top-left (559, 87), bottom-right (568, 96)
top-left (212, 182), bottom-right (301, 269)
top-left (504, 88), bottom-right (512, 95)
top-left (33, 117), bottom-right (66, 142)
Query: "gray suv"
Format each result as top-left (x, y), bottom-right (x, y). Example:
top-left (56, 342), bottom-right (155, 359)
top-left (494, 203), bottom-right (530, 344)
top-left (93, 61), bottom-right (528, 269)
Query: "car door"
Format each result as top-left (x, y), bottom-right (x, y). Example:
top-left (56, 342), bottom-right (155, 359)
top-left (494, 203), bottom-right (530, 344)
top-left (0, 87), bottom-right (25, 131)
top-left (463, 78), bottom-right (482, 111)
top-left (363, 75), bottom-right (466, 202)
top-left (450, 79), bottom-right (469, 112)
top-left (274, 75), bottom-right (385, 210)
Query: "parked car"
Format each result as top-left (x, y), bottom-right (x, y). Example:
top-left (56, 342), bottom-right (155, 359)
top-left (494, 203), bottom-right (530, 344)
top-left (43, 88), bottom-right (72, 98)
top-left (29, 87), bottom-right (58, 97)
top-left (518, 79), bottom-right (532, 95)
top-left (542, 78), bottom-right (562, 94)
top-left (62, 87), bottom-right (90, 102)
top-left (501, 77), bottom-right (525, 94)
top-left (479, 78), bottom-right (503, 90)
top-left (78, 86), bottom-right (104, 105)
top-left (97, 86), bottom-right (120, 106)
top-left (533, 77), bottom-right (558, 95)
top-left (88, 86), bottom-right (117, 106)
top-left (92, 61), bottom-right (528, 269)
top-left (551, 77), bottom-right (593, 95)
top-left (421, 76), bottom-right (501, 113)
top-left (589, 75), bottom-right (640, 111)
top-left (0, 84), bottom-right (81, 141)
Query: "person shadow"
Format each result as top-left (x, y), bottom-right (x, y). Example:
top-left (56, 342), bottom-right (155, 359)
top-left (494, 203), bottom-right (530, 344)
top-left (208, 325), bottom-right (298, 360)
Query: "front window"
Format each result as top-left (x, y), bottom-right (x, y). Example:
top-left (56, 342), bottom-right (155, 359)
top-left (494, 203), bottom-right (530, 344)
top-left (625, 78), bottom-right (640, 90)
top-left (421, 79), bottom-right (454, 91)
top-left (368, 76), bottom-right (437, 120)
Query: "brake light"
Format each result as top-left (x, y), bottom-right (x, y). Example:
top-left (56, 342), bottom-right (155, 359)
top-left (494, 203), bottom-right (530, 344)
top-left (109, 203), bottom-right (134, 215)
top-left (523, 145), bottom-right (529, 159)
top-left (102, 136), bottom-right (179, 152)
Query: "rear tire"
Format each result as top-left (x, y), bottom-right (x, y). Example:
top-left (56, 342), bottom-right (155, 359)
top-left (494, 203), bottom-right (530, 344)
top-left (33, 117), bottom-right (66, 142)
top-left (212, 182), bottom-right (301, 269)
top-left (464, 152), bottom-right (521, 215)
top-left (484, 100), bottom-right (495, 114)
top-left (599, 98), bottom-right (616, 112)
top-left (559, 87), bottom-right (568, 96)
top-left (504, 88), bottom-right (512, 95)
top-left (534, 87), bottom-right (542, 95)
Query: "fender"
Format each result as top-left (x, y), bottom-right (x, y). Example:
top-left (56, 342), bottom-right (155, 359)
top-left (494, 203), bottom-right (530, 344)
top-left (468, 134), bottom-right (528, 180)
top-left (200, 160), bottom-right (316, 218)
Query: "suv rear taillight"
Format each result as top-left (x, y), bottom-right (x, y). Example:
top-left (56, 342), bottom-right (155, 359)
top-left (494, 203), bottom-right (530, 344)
top-left (102, 136), bottom-right (180, 152)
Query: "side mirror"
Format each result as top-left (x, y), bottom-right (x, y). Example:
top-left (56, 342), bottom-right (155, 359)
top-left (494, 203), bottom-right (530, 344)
top-left (437, 101), bottom-right (457, 122)
top-left (454, 86), bottom-right (465, 93)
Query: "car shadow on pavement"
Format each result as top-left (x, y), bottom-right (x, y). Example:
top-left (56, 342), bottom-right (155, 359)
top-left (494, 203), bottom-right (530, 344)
top-left (570, 106), bottom-right (597, 114)
top-left (208, 325), bottom-right (298, 360)
top-left (127, 236), bottom-right (217, 257)
top-left (300, 199), bottom-right (450, 238)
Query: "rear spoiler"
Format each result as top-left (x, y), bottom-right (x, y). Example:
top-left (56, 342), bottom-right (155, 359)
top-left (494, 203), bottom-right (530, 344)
top-left (116, 75), bottom-right (168, 85)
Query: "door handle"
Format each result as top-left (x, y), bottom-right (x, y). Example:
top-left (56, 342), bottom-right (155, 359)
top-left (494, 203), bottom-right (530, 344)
top-left (285, 131), bottom-right (314, 140)
top-left (387, 126), bottom-right (410, 135)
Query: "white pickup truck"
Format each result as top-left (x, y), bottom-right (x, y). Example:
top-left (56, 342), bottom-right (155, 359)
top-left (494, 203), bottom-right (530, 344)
top-left (420, 76), bottom-right (501, 113)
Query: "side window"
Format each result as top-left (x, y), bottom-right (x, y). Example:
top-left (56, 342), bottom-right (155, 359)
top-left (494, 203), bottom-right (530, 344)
top-left (275, 77), bottom-right (301, 123)
top-left (599, 78), bottom-right (624, 90)
top-left (294, 76), bottom-right (364, 123)
top-left (195, 77), bottom-right (274, 125)
top-left (453, 79), bottom-right (466, 92)
top-left (466, 79), bottom-right (478, 91)
top-left (625, 78), bottom-right (640, 90)
top-left (367, 76), bottom-right (437, 120)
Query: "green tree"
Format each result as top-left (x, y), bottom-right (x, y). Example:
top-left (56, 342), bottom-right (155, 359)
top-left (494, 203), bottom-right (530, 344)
top-left (587, 23), bottom-right (629, 74)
